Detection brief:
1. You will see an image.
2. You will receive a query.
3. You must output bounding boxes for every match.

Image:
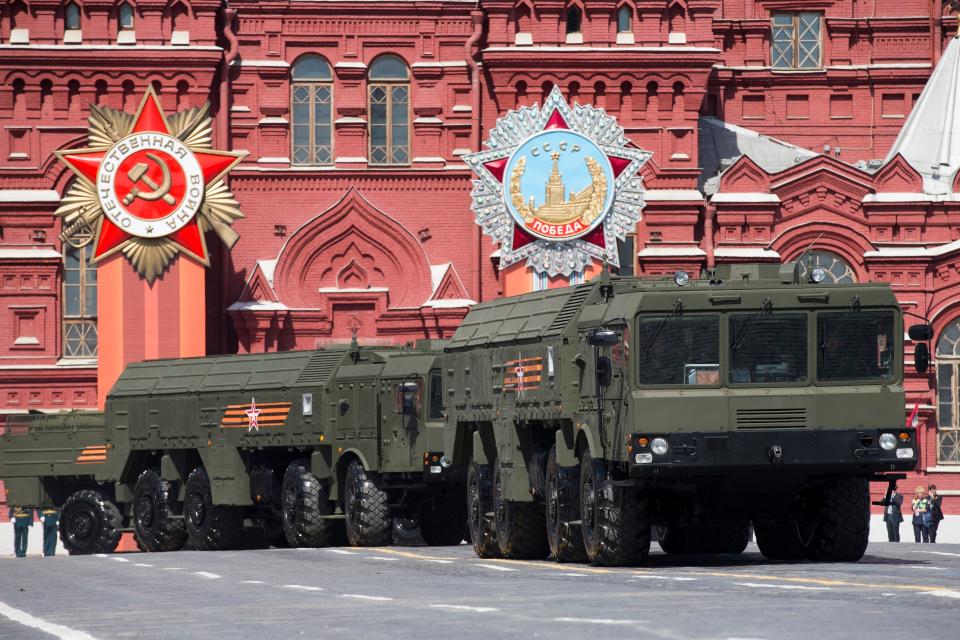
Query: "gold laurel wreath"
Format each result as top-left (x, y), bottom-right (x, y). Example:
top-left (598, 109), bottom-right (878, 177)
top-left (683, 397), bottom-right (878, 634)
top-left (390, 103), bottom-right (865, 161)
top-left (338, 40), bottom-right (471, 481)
top-left (508, 154), bottom-right (605, 228)
top-left (56, 103), bottom-right (244, 283)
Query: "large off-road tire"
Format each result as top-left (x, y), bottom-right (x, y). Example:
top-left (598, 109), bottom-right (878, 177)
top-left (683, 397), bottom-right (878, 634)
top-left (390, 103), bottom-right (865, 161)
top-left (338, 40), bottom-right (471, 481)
top-left (657, 524), bottom-right (749, 555)
top-left (580, 451), bottom-right (650, 566)
top-left (281, 461), bottom-right (345, 548)
top-left (343, 460), bottom-right (391, 547)
top-left (133, 468), bottom-right (187, 552)
top-left (183, 467), bottom-right (243, 551)
top-left (493, 460), bottom-right (549, 559)
top-left (755, 521), bottom-right (809, 560)
top-left (59, 490), bottom-right (122, 555)
top-left (467, 461), bottom-right (500, 558)
top-left (546, 446), bottom-right (587, 563)
top-left (806, 476), bottom-right (870, 562)
top-left (392, 517), bottom-right (424, 546)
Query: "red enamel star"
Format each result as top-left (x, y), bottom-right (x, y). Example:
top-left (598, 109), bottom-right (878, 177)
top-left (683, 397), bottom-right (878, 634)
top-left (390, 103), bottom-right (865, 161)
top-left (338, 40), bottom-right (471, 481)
top-left (54, 86), bottom-right (245, 266)
top-left (246, 398), bottom-right (261, 432)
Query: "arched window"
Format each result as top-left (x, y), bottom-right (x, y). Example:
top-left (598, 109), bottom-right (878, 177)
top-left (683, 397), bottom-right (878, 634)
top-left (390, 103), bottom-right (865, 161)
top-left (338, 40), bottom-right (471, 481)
top-left (291, 55), bottom-right (333, 166)
top-left (798, 250), bottom-right (856, 284)
top-left (668, 3), bottom-right (686, 44)
top-left (119, 2), bottom-right (135, 30)
top-left (64, 2), bottom-right (81, 31)
top-left (566, 6), bottom-right (582, 35)
top-left (368, 55), bottom-right (409, 165)
top-left (617, 5), bottom-right (632, 33)
top-left (936, 322), bottom-right (960, 464)
top-left (63, 242), bottom-right (97, 358)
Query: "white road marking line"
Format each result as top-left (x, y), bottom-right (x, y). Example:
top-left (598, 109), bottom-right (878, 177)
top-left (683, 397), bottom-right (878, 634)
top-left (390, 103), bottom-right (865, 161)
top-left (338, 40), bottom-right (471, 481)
top-left (554, 617), bottom-right (644, 626)
top-left (561, 573), bottom-right (588, 577)
top-left (924, 590), bottom-right (960, 600)
top-left (629, 575), bottom-right (698, 582)
top-left (134, 563), bottom-right (153, 567)
top-left (365, 556), bottom-right (399, 561)
top-left (193, 571), bottom-right (221, 579)
top-left (161, 567), bottom-right (182, 571)
top-left (109, 557), bottom-right (129, 562)
top-left (341, 594), bottom-right (393, 601)
top-left (881, 593), bottom-right (896, 596)
top-left (427, 559), bottom-right (454, 564)
top-left (283, 585), bottom-right (324, 592)
top-left (475, 563), bottom-right (517, 572)
top-left (326, 549), bottom-right (357, 555)
top-left (901, 565), bottom-right (946, 570)
top-left (94, 554), bottom-right (108, 558)
top-left (735, 582), bottom-right (831, 591)
top-left (242, 580), bottom-right (266, 585)
top-left (430, 604), bottom-right (499, 613)
top-left (0, 600), bottom-right (100, 640)
top-left (910, 550), bottom-right (960, 557)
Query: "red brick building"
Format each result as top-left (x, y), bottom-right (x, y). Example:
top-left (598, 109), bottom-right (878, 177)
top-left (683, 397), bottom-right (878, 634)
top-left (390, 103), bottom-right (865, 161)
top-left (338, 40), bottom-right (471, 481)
top-left (0, 0), bottom-right (958, 513)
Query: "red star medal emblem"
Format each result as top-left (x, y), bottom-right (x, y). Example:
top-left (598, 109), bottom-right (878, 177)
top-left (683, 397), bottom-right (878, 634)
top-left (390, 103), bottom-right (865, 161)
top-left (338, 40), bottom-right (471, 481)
top-left (245, 398), bottom-right (261, 432)
top-left (55, 86), bottom-right (245, 270)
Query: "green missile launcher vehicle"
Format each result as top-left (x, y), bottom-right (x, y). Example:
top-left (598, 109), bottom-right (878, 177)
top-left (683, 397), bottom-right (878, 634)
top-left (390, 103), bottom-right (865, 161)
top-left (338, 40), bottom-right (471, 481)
top-left (0, 341), bottom-right (465, 554)
top-left (443, 261), bottom-right (925, 565)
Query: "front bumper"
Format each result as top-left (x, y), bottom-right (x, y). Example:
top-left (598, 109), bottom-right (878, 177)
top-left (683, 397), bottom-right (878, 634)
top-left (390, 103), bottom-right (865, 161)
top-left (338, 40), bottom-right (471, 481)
top-left (628, 428), bottom-right (917, 477)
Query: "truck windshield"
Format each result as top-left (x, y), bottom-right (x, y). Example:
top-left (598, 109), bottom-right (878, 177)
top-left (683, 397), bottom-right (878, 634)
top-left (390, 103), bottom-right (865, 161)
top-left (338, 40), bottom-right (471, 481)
top-left (638, 315), bottom-right (719, 385)
top-left (729, 313), bottom-right (807, 384)
top-left (817, 309), bottom-right (895, 381)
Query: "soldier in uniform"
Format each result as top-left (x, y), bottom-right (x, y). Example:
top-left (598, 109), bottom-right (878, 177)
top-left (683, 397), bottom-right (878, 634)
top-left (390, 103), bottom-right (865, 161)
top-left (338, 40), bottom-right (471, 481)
top-left (8, 506), bottom-right (34, 557)
top-left (39, 507), bottom-right (59, 556)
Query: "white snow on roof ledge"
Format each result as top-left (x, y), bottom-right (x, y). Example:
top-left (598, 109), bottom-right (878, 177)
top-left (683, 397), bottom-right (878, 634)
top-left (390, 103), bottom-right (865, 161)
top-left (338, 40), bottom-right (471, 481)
top-left (0, 247), bottom-right (62, 259)
top-left (227, 300), bottom-right (289, 312)
top-left (0, 189), bottom-right (60, 203)
top-left (638, 246), bottom-right (707, 257)
top-left (643, 189), bottom-right (703, 201)
top-left (711, 192), bottom-right (780, 203)
top-left (714, 247), bottom-right (782, 259)
top-left (864, 239), bottom-right (960, 258)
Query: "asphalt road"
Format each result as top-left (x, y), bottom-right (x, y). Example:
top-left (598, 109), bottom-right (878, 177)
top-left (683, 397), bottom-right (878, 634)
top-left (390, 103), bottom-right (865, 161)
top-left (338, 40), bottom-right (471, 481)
top-left (0, 542), bottom-right (958, 640)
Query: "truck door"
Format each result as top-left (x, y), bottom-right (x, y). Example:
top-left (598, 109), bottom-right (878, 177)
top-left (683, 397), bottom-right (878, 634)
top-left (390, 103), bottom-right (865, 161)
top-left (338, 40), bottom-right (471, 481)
top-left (379, 378), bottom-right (422, 473)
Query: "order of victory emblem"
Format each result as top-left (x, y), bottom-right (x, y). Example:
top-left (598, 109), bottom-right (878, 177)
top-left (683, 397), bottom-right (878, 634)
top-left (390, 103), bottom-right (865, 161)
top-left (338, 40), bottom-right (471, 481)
top-left (464, 86), bottom-right (651, 277)
top-left (54, 87), bottom-right (246, 282)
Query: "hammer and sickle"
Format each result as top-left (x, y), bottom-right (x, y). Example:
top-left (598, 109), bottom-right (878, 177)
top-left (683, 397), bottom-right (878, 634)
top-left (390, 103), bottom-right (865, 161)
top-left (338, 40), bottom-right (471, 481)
top-left (122, 153), bottom-right (176, 206)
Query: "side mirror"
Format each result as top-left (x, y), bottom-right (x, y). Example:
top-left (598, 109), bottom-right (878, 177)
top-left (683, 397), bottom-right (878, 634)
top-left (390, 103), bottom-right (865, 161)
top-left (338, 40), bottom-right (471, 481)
top-left (396, 381), bottom-right (420, 418)
top-left (909, 324), bottom-right (933, 342)
top-left (588, 329), bottom-right (619, 347)
top-left (915, 342), bottom-right (930, 374)
top-left (596, 356), bottom-right (613, 387)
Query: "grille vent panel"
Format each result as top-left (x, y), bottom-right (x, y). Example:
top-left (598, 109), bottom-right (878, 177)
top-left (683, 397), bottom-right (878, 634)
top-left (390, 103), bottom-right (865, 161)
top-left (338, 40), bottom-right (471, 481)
top-left (735, 407), bottom-right (807, 429)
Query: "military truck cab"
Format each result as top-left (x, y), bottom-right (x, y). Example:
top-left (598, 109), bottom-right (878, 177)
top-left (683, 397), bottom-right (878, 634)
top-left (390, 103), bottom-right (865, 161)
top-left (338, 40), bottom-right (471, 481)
top-left (445, 262), bottom-right (923, 565)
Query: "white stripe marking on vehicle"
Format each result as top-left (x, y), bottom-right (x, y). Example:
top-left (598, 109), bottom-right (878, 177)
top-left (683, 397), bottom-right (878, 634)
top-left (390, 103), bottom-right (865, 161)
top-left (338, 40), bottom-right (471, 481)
top-left (429, 604), bottom-right (498, 613)
top-left (193, 571), bottom-right (221, 579)
top-left (341, 594), bottom-right (393, 601)
top-left (0, 600), bottom-right (101, 640)
top-left (554, 618), bottom-right (643, 626)
top-left (475, 563), bottom-right (516, 572)
top-left (735, 582), bottom-right (831, 591)
top-left (283, 585), bottom-right (323, 591)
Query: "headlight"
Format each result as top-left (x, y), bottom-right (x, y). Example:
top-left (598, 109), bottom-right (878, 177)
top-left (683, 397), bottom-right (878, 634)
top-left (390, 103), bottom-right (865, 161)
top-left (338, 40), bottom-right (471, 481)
top-left (879, 433), bottom-right (897, 451)
top-left (810, 267), bottom-right (827, 284)
top-left (651, 437), bottom-right (669, 455)
top-left (674, 271), bottom-right (690, 287)
top-left (635, 453), bottom-right (653, 464)
top-left (896, 448), bottom-right (914, 459)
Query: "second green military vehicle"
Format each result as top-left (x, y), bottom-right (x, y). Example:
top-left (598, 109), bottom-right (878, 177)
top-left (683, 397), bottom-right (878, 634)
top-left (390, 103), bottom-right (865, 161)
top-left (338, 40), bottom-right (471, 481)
top-left (443, 262), bottom-right (923, 565)
top-left (0, 341), bottom-right (464, 554)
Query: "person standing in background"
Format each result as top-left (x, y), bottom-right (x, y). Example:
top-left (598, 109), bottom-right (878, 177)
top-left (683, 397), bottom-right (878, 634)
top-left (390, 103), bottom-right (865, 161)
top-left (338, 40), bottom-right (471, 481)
top-left (912, 486), bottom-right (931, 543)
top-left (39, 507), bottom-right (59, 556)
top-left (928, 485), bottom-right (944, 544)
top-left (883, 487), bottom-right (903, 542)
top-left (9, 506), bottom-right (34, 557)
